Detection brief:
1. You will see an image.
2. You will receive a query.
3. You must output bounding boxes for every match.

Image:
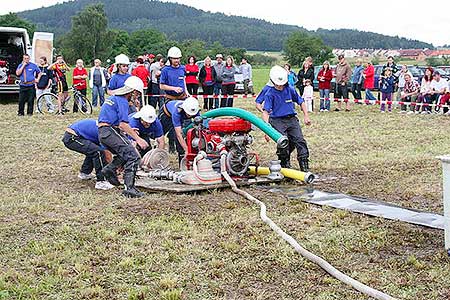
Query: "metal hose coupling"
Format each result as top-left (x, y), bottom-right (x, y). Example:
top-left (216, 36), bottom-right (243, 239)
top-left (276, 135), bottom-right (289, 149)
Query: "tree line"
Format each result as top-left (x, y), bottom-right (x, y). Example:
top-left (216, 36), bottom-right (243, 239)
top-left (17, 0), bottom-right (433, 51)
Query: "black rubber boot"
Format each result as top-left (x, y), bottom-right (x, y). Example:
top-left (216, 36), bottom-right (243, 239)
top-left (122, 172), bottom-right (144, 198)
top-left (102, 164), bottom-right (121, 186)
top-left (299, 158), bottom-right (309, 172)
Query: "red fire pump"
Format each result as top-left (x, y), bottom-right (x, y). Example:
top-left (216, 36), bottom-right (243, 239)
top-left (183, 116), bottom-right (259, 176)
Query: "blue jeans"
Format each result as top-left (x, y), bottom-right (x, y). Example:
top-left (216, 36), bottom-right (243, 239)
top-left (92, 85), bottom-right (105, 107)
top-left (213, 82), bottom-right (222, 108)
top-left (319, 89), bottom-right (330, 110)
top-left (365, 88), bottom-right (376, 101)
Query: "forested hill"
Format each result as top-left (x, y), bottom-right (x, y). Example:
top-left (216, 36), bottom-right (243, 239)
top-left (18, 0), bottom-right (433, 50)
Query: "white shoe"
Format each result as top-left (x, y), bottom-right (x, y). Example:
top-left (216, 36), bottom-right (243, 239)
top-left (78, 172), bottom-right (94, 180)
top-left (406, 111), bottom-right (414, 115)
top-left (320, 109), bottom-right (324, 112)
top-left (325, 109), bottom-right (329, 112)
top-left (95, 181), bottom-right (115, 190)
top-left (380, 111), bottom-right (385, 113)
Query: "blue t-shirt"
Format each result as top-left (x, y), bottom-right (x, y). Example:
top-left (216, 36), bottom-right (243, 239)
top-left (98, 95), bottom-right (130, 126)
top-left (263, 86), bottom-right (304, 118)
top-left (128, 112), bottom-right (164, 140)
top-left (160, 65), bottom-right (186, 96)
top-left (69, 119), bottom-right (100, 145)
top-left (380, 76), bottom-right (395, 93)
top-left (255, 84), bottom-right (272, 104)
top-left (165, 100), bottom-right (199, 128)
top-left (108, 73), bottom-right (131, 90)
top-left (16, 62), bottom-right (40, 87)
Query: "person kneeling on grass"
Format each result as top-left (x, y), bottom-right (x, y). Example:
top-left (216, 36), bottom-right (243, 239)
top-left (62, 119), bottom-right (115, 190)
top-left (128, 105), bottom-right (165, 157)
top-left (98, 76), bottom-right (149, 198)
top-left (262, 65), bottom-right (312, 172)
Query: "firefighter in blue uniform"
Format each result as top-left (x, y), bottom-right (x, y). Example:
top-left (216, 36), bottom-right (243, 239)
top-left (159, 97), bottom-right (200, 164)
top-left (98, 76), bottom-right (149, 198)
top-left (262, 65), bottom-right (312, 171)
top-left (62, 119), bottom-right (115, 190)
top-left (128, 105), bottom-right (165, 156)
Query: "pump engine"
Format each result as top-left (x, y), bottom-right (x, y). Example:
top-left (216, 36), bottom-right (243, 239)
top-left (184, 117), bottom-right (258, 176)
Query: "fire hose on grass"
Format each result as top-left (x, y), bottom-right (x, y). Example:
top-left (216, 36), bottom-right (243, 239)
top-left (220, 152), bottom-right (398, 300)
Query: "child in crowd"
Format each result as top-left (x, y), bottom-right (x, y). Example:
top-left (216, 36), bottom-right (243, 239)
top-left (302, 79), bottom-right (314, 112)
top-left (379, 68), bottom-right (395, 112)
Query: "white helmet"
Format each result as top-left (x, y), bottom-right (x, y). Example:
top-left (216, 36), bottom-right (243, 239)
top-left (114, 76), bottom-right (144, 96)
top-left (269, 65), bottom-right (288, 86)
top-left (181, 97), bottom-right (200, 116)
top-left (115, 53), bottom-right (130, 65)
top-left (133, 105), bottom-right (157, 123)
top-left (167, 46), bottom-right (182, 58)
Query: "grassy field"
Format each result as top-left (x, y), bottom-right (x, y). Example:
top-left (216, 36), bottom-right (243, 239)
top-left (1, 69), bottom-right (450, 299)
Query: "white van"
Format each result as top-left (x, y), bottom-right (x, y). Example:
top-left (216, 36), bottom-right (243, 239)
top-left (0, 27), bottom-right (32, 94)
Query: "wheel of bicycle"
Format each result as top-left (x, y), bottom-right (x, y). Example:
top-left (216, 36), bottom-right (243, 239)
top-left (36, 92), bottom-right (59, 114)
top-left (74, 94), bottom-right (93, 115)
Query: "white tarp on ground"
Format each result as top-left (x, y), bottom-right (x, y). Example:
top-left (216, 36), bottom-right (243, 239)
top-left (262, 187), bottom-right (445, 230)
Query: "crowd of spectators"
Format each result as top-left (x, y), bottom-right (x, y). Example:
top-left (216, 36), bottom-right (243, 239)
top-left (294, 55), bottom-right (450, 114)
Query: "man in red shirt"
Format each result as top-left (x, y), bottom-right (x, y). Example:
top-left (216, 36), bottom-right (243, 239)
top-left (72, 59), bottom-right (88, 113)
top-left (131, 57), bottom-right (150, 108)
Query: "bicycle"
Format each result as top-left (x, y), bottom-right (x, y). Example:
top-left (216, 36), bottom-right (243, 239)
top-left (37, 83), bottom-right (93, 115)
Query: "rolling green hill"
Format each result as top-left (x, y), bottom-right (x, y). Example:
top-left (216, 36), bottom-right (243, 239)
top-left (17, 0), bottom-right (433, 51)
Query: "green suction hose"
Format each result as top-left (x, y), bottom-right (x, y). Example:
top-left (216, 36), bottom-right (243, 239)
top-left (185, 108), bottom-right (288, 148)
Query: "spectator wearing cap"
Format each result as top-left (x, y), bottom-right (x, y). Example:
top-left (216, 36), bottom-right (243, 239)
top-left (131, 57), bottom-right (150, 107)
top-left (213, 54), bottom-right (224, 108)
top-left (430, 71), bottom-right (449, 113)
top-left (399, 72), bottom-right (419, 114)
top-left (334, 54), bottom-right (352, 111)
top-left (185, 55), bottom-right (199, 96)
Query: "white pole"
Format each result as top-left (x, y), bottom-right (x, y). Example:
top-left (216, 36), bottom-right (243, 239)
top-left (438, 155), bottom-right (450, 255)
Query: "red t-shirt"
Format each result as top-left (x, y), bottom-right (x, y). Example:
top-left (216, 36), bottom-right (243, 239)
top-left (185, 64), bottom-right (199, 85)
top-left (205, 66), bottom-right (213, 83)
top-left (132, 65), bottom-right (150, 88)
top-left (72, 67), bottom-right (87, 90)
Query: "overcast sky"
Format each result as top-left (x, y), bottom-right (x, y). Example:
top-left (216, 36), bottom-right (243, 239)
top-left (1, 0), bottom-right (449, 47)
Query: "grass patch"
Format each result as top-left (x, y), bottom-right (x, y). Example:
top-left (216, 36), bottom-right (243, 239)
top-left (1, 73), bottom-right (450, 299)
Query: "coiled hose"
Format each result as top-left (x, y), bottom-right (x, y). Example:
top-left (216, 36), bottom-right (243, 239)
top-left (220, 154), bottom-right (398, 300)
